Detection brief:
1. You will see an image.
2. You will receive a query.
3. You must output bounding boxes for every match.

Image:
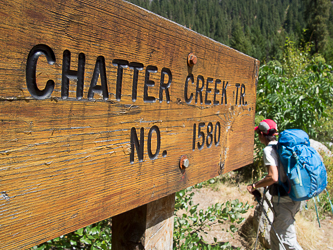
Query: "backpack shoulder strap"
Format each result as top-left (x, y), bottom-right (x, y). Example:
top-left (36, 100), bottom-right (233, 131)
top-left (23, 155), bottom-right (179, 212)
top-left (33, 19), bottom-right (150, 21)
top-left (267, 143), bottom-right (282, 203)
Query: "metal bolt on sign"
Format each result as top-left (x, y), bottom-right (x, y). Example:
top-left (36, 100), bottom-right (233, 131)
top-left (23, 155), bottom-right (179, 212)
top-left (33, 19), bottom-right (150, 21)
top-left (179, 155), bottom-right (189, 169)
top-left (187, 53), bottom-right (197, 67)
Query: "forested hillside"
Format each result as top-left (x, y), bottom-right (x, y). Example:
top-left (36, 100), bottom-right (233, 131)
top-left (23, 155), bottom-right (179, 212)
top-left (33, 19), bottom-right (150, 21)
top-left (128, 0), bottom-right (333, 63)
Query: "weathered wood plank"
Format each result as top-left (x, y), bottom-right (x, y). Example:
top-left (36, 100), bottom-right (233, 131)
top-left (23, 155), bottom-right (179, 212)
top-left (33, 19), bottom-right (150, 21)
top-left (0, 0), bottom-right (259, 249)
top-left (112, 194), bottom-right (175, 249)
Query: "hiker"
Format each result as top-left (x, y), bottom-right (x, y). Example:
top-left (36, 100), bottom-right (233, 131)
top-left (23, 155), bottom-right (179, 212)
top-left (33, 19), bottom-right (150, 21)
top-left (247, 119), bottom-right (303, 250)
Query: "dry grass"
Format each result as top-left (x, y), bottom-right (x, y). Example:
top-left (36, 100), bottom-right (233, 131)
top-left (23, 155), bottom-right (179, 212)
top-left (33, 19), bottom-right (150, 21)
top-left (295, 213), bottom-right (324, 250)
top-left (297, 205), bottom-right (333, 250)
top-left (185, 178), bottom-right (333, 249)
top-left (239, 215), bottom-right (267, 250)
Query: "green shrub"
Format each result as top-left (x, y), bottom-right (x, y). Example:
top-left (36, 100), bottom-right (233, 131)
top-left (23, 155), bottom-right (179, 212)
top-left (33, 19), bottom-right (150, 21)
top-left (32, 219), bottom-right (112, 250)
top-left (316, 107), bottom-right (333, 143)
top-left (256, 55), bottom-right (333, 137)
top-left (173, 185), bottom-right (251, 250)
top-left (322, 153), bottom-right (333, 195)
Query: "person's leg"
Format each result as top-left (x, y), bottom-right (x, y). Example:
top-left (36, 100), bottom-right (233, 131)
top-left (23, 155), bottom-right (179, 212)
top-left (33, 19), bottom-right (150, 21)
top-left (270, 201), bottom-right (303, 250)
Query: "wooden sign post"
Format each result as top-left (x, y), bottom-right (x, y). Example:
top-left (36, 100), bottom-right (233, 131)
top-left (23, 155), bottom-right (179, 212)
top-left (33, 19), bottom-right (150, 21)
top-left (0, 0), bottom-right (259, 249)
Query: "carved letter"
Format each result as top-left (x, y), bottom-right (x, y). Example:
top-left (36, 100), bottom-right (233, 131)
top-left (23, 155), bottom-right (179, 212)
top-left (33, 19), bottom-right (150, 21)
top-left (159, 68), bottom-right (172, 103)
top-left (129, 62), bottom-right (144, 102)
top-left (185, 74), bottom-right (194, 104)
top-left (240, 84), bottom-right (246, 105)
top-left (221, 81), bottom-right (228, 105)
top-left (235, 83), bottom-right (240, 105)
top-left (61, 50), bottom-right (85, 99)
top-left (113, 59), bottom-right (129, 101)
top-left (144, 65), bottom-right (157, 103)
top-left (195, 75), bottom-right (204, 104)
top-left (130, 127), bottom-right (144, 163)
top-left (205, 77), bottom-right (213, 105)
top-left (26, 44), bottom-right (55, 100)
top-left (148, 125), bottom-right (161, 160)
top-left (88, 56), bottom-right (108, 100)
top-left (214, 79), bottom-right (221, 105)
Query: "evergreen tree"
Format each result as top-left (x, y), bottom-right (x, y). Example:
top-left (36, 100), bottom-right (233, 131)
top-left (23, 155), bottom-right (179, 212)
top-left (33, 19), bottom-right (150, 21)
top-left (303, 0), bottom-right (331, 53)
top-left (230, 20), bottom-right (251, 54)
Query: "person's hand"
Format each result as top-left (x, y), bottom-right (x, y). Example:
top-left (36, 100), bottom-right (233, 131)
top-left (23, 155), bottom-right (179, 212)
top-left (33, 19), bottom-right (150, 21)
top-left (247, 184), bottom-right (255, 194)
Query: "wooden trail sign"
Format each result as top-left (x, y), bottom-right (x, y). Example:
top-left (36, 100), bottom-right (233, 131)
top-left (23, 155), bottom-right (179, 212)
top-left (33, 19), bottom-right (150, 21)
top-left (0, 0), bottom-right (259, 249)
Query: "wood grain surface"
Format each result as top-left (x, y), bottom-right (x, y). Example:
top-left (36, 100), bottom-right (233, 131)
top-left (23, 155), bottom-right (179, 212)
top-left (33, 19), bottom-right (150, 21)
top-left (112, 193), bottom-right (175, 249)
top-left (0, 0), bottom-right (259, 248)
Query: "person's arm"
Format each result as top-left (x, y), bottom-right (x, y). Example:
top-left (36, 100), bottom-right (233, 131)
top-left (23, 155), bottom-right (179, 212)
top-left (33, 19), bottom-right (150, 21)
top-left (247, 164), bottom-right (278, 193)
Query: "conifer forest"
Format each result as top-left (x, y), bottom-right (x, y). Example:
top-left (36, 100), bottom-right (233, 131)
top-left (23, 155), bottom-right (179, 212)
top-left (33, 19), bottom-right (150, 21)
top-left (128, 0), bottom-right (333, 64)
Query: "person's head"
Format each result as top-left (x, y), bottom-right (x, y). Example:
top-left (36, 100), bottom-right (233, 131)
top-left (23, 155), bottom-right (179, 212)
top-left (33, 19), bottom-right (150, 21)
top-left (254, 119), bottom-right (278, 145)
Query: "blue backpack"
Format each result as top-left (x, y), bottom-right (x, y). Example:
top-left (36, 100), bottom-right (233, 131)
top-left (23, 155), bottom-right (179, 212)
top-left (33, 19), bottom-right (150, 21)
top-left (276, 129), bottom-right (327, 201)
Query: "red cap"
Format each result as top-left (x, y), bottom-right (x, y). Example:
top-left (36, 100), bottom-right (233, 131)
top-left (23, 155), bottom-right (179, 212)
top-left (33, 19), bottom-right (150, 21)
top-left (254, 119), bottom-right (278, 135)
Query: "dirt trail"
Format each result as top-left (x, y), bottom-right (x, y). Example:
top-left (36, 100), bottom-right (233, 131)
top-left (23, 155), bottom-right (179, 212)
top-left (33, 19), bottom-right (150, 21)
top-left (185, 183), bottom-right (333, 249)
